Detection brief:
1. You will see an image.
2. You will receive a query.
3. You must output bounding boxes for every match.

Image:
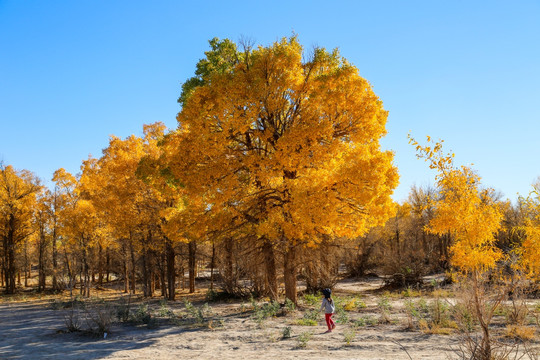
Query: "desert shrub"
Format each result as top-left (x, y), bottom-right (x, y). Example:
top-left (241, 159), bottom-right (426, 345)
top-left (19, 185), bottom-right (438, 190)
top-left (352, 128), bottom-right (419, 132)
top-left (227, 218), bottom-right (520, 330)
top-left (404, 299), bottom-right (419, 329)
top-left (343, 327), bottom-right (356, 345)
top-left (297, 331), bottom-right (313, 348)
top-left (335, 306), bottom-right (349, 324)
top-left (353, 316), bottom-right (378, 327)
top-left (115, 296), bottom-right (132, 322)
top-left (505, 325), bottom-right (536, 341)
top-left (503, 300), bottom-right (529, 326)
top-left (402, 287), bottom-right (422, 298)
top-left (282, 326), bottom-right (292, 339)
top-left (296, 309), bottom-right (320, 326)
top-left (184, 300), bottom-right (212, 325)
top-left (301, 240), bottom-right (344, 292)
top-left (301, 293), bottom-right (321, 307)
top-left (85, 303), bottom-right (114, 335)
top-left (344, 235), bottom-right (378, 277)
top-left (63, 306), bottom-right (81, 332)
top-left (157, 302), bottom-right (175, 318)
top-left (283, 298), bottom-right (296, 314)
top-left (452, 302), bottom-right (476, 333)
top-left (342, 297), bottom-right (366, 311)
top-left (252, 301), bottom-right (280, 324)
top-left (377, 295), bottom-right (392, 323)
top-left (429, 295), bottom-right (451, 327)
top-left (132, 303), bottom-right (152, 325)
top-left (296, 318), bottom-right (317, 326)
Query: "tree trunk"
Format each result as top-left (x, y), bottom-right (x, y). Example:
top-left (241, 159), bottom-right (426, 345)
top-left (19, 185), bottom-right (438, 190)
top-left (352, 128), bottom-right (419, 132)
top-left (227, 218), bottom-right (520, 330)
top-left (106, 250), bottom-right (110, 283)
top-left (5, 214), bottom-right (17, 294)
top-left (97, 244), bottom-right (103, 286)
top-left (223, 238), bottom-right (235, 293)
top-left (188, 240), bottom-right (196, 293)
top-left (142, 248), bottom-right (149, 297)
top-left (284, 244), bottom-right (297, 304)
top-left (24, 240), bottom-right (29, 288)
top-left (160, 250), bottom-right (167, 298)
top-left (38, 226), bottom-right (47, 292)
top-left (166, 240), bottom-right (175, 300)
top-left (51, 222), bottom-right (58, 291)
top-left (123, 244), bottom-right (129, 293)
top-left (130, 243), bottom-right (136, 294)
top-left (210, 241), bottom-right (215, 291)
top-left (262, 240), bottom-right (278, 301)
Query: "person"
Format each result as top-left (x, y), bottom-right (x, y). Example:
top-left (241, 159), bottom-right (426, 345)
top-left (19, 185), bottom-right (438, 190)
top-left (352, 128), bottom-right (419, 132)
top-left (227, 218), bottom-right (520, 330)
top-left (320, 288), bottom-right (336, 333)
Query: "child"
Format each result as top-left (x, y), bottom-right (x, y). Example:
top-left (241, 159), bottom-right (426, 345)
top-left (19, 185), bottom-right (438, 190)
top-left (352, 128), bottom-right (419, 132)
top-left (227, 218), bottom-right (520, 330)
top-left (320, 288), bottom-right (336, 332)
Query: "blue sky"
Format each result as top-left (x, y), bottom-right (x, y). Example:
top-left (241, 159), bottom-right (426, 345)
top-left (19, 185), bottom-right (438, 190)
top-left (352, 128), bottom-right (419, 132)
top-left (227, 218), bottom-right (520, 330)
top-left (1, 1), bottom-right (539, 203)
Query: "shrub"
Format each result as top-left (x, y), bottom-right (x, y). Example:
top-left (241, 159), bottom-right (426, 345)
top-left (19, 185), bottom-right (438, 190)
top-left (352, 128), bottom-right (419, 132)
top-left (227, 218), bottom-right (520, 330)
top-left (157, 302), bottom-right (175, 318)
top-left (253, 301), bottom-right (280, 324)
top-left (302, 293), bottom-right (321, 307)
top-left (115, 296), bottom-right (132, 322)
top-left (429, 296), bottom-right (451, 327)
top-left (377, 295), bottom-right (392, 323)
top-left (284, 298), bottom-right (296, 313)
top-left (505, 325), bottom-right (536, 341)
top-left (297, 331), bottom-right (313, 348)
top-left (282, 326), bottom-right (292, 339)
top-left (132, 303), bottom-right (152, 325)
top-left (184, 300), bottom-right (212, 325)
top-left (342, 297), bottom-right (366, 311)
top-left (85, 303), bottom-right (114, 335)
top-left (343, 327), bottom-right (356, 345)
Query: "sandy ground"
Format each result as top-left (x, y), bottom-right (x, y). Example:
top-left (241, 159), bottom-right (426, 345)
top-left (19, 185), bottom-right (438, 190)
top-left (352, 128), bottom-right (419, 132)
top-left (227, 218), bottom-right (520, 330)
top-left (0, 277), bottom-right (537, 360)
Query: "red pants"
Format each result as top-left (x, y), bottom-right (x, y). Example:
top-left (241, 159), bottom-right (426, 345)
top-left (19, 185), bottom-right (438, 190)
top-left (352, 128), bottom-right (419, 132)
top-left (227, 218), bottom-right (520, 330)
top-left (325, 313), bottom-right (335, 330)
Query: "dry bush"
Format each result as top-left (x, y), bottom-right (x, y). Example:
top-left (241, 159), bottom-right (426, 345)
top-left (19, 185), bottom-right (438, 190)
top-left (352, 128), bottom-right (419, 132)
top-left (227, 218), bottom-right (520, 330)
top-left (301, 240), bottom-right (344, 293)
top-left (505, 325), bottom-right (536, 341)
top-left (85, 302), bottom-right (114, 335)
top-left (381, 250), bottom-right (428, 288)
top-left (344, 234), bottom-right (378, 277)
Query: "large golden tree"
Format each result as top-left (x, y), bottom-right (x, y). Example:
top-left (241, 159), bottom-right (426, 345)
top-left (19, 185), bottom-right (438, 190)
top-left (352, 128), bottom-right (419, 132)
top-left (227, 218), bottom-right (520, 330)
top-left (165, 37), bottom-right (398, 302)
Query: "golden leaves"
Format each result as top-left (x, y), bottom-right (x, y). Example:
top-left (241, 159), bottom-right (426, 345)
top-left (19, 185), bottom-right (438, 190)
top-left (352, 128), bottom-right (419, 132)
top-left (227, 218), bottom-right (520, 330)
top-left (165, 37), bottom-right (399, 248)
top-left (411, 135), bottom-right (503, 273)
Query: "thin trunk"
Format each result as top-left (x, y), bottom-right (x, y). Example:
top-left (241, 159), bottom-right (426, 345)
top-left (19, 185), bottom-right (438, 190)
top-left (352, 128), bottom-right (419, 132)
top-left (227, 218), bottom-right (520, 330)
top-left (395, 229), bottom-right (400, 258)
top-left (142, 248), bottom-right (149, 297)
top-left (123, 247), bottom-right (129, 293)
top-left (166, 240), bottom-right (175, 300)
top-left (160, 250), bottom-right (167, 298)
top-left (210, 241), bottom-right (215, 291)
top-left (106, 250), bottom-right (110, 283)
top-left (24, 241), bottom-right (29, 288)
top-left (130, 242), bottom-right (136, 294)
top-left (472, 271), bottom-right (491, 359)
top-left (52, 220), bottom-right (58, 291)
top-left (6, 214), bottom-right (16, 294)
top-left (97, 244), bottom-right (103, 286)
top-left (38, 226), bottom-right (47, 292)
top-left (188, 241), bottom-right (196, 293)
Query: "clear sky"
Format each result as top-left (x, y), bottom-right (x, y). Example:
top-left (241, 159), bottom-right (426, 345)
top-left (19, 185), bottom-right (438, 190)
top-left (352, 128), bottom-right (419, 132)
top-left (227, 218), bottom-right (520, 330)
top-left (1, 1), bottom-right (539, 203)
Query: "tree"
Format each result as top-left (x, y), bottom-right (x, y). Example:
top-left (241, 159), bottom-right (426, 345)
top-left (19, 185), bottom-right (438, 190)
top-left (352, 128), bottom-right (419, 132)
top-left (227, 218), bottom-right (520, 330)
top-left (165, 36), bottom-right (399, 302)
top-left (0, 163), bottom-right (41, 294)
top-left (410, 136), bottom-right (503, 359)
top-left (519, 181), bottom-right (540, 280)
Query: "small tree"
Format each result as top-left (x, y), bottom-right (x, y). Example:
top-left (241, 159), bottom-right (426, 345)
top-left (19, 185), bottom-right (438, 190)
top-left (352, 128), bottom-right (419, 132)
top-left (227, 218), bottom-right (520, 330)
top-left (410, 136), bottom-right (504, 359)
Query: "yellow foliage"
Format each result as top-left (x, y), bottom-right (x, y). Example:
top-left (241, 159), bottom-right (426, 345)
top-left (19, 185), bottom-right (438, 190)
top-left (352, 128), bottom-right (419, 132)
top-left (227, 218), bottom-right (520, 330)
top-left (409, 135), bottom-right (503, 274)
top-left (164, 37), bottom-right (399, 249)
top-left (505, 325), bottom-right (536, 341)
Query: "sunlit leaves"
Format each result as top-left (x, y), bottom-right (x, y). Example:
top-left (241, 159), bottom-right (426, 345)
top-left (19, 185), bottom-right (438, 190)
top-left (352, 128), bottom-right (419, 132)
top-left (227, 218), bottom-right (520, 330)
top-left (409, 135), bottom-right (503, 273)
top-left (166, 36), bottom-right (399, 248)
